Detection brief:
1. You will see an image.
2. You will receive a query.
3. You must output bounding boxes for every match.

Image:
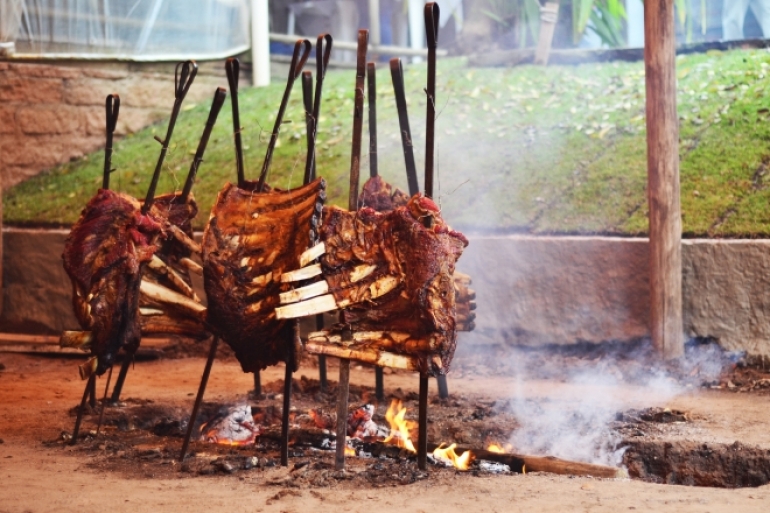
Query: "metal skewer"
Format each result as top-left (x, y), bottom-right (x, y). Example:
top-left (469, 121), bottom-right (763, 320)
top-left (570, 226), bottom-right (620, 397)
top-left (142, 60), bottom-right (198, 214)
top-left (180, 336), bottom-right (219, 461)
top-left (102, 94), bottom-right (120, 190)
top-left (418, 2), bottom-right (441, 470)
top-left (367, 60), bottom-right (385, 401)
top-left (335, 29), bottom-right (369, 471)
top-left (70, 373), bottom-right (96, 445)
top-left (307, 34), bottom-right (334, 387)
top-left (95, 365), bottom-right (113, 436)
top-left (390, 58), bottom-right (419, 196)
top-left (305, 34), bottom-right (333, 183)
top-left (180, 87), bottom-right (227, 201)
top-left (226, 58), bottom-right (247, 188)
top-left (367, 62), bottom-right (378, 180)
top-left (257, 39), bottom-right (311, 192)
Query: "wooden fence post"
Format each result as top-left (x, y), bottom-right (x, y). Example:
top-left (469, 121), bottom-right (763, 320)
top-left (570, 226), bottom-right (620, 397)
top-left (644, 0), bottom-right (684, 359)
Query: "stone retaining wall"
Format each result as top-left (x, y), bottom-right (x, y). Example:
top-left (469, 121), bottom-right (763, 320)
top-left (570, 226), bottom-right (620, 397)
top-left (0, 60), bottom-right (233, 189)
top-left (3, 230), bottom-right (770, 356)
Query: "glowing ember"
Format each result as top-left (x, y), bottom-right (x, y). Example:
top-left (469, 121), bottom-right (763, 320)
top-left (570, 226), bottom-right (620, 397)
top-left (383, 399), bottom-right (417, 452)
top-left (200, 404), bottom-right (259, 446)
top-left (433, 443), bottom-right (473, 470)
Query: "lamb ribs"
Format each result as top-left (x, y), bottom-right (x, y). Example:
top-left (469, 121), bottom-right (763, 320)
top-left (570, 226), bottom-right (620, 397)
top-left (278, 194), bottom-right (468, 376)
top-left (201, 178), bottom-right (326, 373)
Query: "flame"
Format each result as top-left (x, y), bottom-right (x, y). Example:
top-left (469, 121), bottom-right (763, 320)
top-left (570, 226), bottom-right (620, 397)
top-left (383, 399), bottom-right (417, 452)
top-left (432, 443), bottom-right (473, 470)
top-left (487, 442), bottom-right (513, 454)
top-left (345, 446), bottom-right (356, 456)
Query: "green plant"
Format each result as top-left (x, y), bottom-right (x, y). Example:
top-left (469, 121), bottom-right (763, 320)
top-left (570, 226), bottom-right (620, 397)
top-left (480, 0), bottom-right (542, 47)
top-left (571, 0), bottom-right (631, 47)
top-left (574, 0), bottom-right (687, 48)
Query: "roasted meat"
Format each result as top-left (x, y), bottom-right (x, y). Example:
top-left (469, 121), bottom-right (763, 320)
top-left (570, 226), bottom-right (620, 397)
top-left (202, 178), bottom-right (326, 372)
top-left (358, 175), bottom-right (409, 212)
top-left (139, 192), bottom-right (208, 339)
top-left (278, 194), bottom-right (468, 375)
top-left (358, 175), bottom-right (475, 331)
top-left (62, 189), bottom-right (162, 377)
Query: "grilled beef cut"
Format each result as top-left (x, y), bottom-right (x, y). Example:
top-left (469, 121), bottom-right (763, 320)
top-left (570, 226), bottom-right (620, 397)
top-left (62, 189), bottom-right (162, 376)
top-left (202, 178), bottom-right (326, 372)
top-left (319, 195), bottom-right (468, 374)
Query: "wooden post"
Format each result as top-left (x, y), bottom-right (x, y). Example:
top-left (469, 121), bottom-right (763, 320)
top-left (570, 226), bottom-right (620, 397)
top-left (534, 2), bottom-right (559, 65)
top-left (644, 0), bottom-right (684, 359)
top-left (0, 180), bottom-right (3, 317)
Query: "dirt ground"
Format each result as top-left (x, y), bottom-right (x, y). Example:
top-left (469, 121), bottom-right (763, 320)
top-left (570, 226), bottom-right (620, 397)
top-left (1, 340), bottom-right (770, 513)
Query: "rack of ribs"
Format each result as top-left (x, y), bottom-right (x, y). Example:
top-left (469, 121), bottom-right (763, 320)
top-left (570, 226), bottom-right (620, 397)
top-left (277, 194), bottom-right (468, 376)
top-left (201, 178), bottom-right (326, 373)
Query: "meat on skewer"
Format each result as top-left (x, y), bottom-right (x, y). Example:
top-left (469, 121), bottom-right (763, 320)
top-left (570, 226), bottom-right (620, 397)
top-left (277, 194), bottom-right (468, 375)
top-left (358, 175), bottom-right (476, 332)
top-left (61, 189), bottom-right (163, 378)
top-left (201, 178), bottom-right (326, 373)
top-left (139, 192), bottom-right (208, 339)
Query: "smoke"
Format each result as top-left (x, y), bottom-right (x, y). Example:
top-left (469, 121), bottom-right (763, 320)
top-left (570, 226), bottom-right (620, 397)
top-left (502, 357), bottom-right (683, 467)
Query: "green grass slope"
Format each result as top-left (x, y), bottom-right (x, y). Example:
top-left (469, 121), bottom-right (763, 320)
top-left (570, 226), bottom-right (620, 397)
top-left (5, 49), bottom-right (770, 236)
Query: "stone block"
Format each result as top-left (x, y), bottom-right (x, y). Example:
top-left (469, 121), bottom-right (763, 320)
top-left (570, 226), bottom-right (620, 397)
top-left (1, 136), bottom-right (64, 169)
top-left (81, 65), bottom-right (130, 80)
top-left (460, 235), bottom-right (650, 347)
top-left (17, 106), bottom-right (82, 135)
top-left (9, 62), bottom-right (81, 79)
top-left (123, 77), bottom-right (171, 108)
top-left (0, 107), bottom-right (16, 134)
top-left (0, 76), bottom-right (63, 102)
top-left (0, 229), bottom-right (78, 333)
top-left (82, 107), bottom-right (103, 136)
top-left (63, 77), bottom-right (125, 106)
top-left (682, 240), bottom-right (770, 353)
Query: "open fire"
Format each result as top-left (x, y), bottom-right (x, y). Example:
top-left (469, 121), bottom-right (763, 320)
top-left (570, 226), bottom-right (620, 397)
top-left (196, 398), bottom-right (478, 471)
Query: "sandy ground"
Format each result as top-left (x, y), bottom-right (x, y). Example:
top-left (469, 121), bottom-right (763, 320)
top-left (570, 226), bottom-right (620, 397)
top-left (1, 350), bottom-right (770, 513)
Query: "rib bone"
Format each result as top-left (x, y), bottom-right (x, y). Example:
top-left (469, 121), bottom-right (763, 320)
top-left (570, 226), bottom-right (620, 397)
top-left (280, 263), bottom-right (322, 282)
top-left (147, 255), bottom-right (199, 301)
top-left (179, 257), bottom-right (203, 275)
top-left (279, 280), bottom-right (330, 304)
top-left (60, 330), bottom-right (93, 351)
top-left (168, 225), bottom-right (201, 255)
top-left (275, 294), bottom-right (338, 319)
top-left (299, 242), bottom-right (326, 267)
top-left (140, 279), bottom-right (206, 316)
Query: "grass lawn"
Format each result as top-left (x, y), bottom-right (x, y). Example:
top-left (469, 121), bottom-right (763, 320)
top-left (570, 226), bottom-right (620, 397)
top-left (4, 49), bottom-right (770, 236)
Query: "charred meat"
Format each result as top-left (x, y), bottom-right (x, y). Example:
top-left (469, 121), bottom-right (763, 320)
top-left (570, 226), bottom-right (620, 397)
top-left (62, 189), bottom-right (162, 377)
top-left (139, 192), bottom-right (208, 338)
top-left (278, 195), bottom-right (468, 375)
top-left (202, 178), bottom-right (326, 372)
